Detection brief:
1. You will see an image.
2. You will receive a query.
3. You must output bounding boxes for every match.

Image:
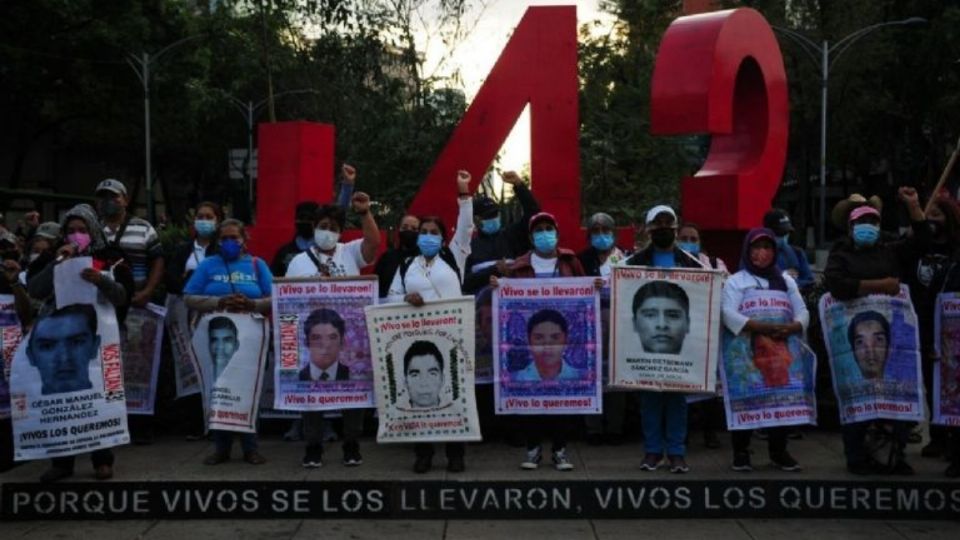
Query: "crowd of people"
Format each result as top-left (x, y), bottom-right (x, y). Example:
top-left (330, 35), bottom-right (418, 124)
top-left (1, 168), bottom-right (959, 483)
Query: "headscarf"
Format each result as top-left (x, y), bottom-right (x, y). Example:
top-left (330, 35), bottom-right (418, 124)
top-left (740, 227), bottom-right (787, 292)
top-left (60, 203), bottom-right (108, 253)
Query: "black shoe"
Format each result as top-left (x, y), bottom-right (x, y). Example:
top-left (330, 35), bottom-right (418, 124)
top-left (40, 467), bottom-right (73, 483)
top-left (302, 445), bottom-right (323, 469)
top-left (446, 455), bottom-right (465, 473)
top-left (342, 441), bottom-right (363, 467)
top-left (921, 441), bottom-right (943, 458)
top-left (731, 452), bottom-right (753, 472)
top-left (413, 455), bottom-right (432, 474)
top-left (891, 459), bottom-right (915, 476)
top-left (770, 451), bottom-right (802, 472)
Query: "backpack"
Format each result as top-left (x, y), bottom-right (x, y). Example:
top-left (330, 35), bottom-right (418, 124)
top-left (399, 247), bottom-right (461, 292)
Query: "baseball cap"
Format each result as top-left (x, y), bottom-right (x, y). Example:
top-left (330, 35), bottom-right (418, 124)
top-left (34, 222), bottom-right (61, 240)
top-left (528, 211), bottom-right (558, 231)
top-left (762, 209), bottom-right (794, 234)
top-left (0, 230), bottom-right (17, 246)
top-left (95, 178), bottom-right (127, 197)
top-left (849, 205), bottom-right (881, 222)
top-left (645, 205), bottom-right (677, 226)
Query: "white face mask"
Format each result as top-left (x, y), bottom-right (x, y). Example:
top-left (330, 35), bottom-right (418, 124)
top-left (314, 229), bottom-right (340, 250)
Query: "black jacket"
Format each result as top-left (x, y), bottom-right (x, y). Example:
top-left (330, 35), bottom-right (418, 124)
top-left (165, 240), bottom-right (217, 295)
top-left (299, 362), bottom-right (350, 382)
top-left (374, 247), bottom-right (417, 299)
top-left (624, 245), bottom-right (704, 269)
top-left (271, 239), bottom-right (306, 278)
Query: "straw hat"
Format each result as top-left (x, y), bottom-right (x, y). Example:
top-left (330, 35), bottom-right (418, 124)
top-left (831, 193), bottom-right (883, 230)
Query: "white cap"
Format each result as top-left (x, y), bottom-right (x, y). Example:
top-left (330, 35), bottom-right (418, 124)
top-left (645, 205), bottom-right (677, 225)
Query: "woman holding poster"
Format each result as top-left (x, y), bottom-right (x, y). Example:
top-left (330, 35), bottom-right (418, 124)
top-left (721, 228), bottom-right (809, 472)
top-left (185, 219), bottom-right (272, 466)
top-left (24, 203), bottom-right (134, 482)
top-left (386, 170), bottom-right (472, 474)
top-left (824, 187), bottom-right (926, 475)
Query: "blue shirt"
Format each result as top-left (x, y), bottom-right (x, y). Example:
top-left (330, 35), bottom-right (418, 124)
top-left (184, 254), bottom-right (273, 299)
top-left (652, 250), bottom-right (676, 268)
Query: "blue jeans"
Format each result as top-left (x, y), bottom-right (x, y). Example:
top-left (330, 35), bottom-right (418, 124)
top-left (212, 430), bottom-right (258, 455)
top-left (640, 391), bottom-right (688, 456)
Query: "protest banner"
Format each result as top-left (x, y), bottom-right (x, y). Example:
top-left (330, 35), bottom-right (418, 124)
top-left (164, 295), bottom-right (201, 398)
top-left (258, 352), bottom-right (298, 420)
top-left (10, 259), bottom-right (130, 460)
top-left (0, 294), bottom-right (22, 420)
top-left (192, 312), bottom-right (269, 433)
top-left (122, 304), bottom-right (165, 415)
top-left (365, 297), bottom-right (481, 443)
top-left (720, 289), bottom-right (817, 430)
top-left (493, 277), bottom-right (602, 415)
top-left (933, 293), bottom-right (960, 426)
top-left (475, 286), bottom-right (494, 384)
top-left (610, 266), bottom-right (723, 393)
top-left (271, 276), bottom-right (376, 411)
top-left (819, 286), bottom-right (924, 424)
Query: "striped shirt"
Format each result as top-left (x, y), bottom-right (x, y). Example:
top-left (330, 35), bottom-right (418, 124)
top-left (104, 217), bottom-right (162, 288)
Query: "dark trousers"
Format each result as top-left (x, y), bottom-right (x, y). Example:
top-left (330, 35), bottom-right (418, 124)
top-left (51, 449), bottom-right (114, 472)
top-left (518, 415), bottom-right (574, 451)
top-left (585, 392), bottom-right (626, 436)
top-left (303, 409), bottom-right (364, 449)
top-left (732, 427), bottom-right (787, 456)
top-left (414, 442), bottom-right (465, 459)
top-left (841, 420), bottom-right (911, 466)
top-left (922, 355), bottom-right (947, 445)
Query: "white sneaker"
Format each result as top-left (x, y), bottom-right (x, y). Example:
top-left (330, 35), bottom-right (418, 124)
top-left (553, 447), bottom-right (574, 471)
top-left (521, 446), bottom-right (542, 470)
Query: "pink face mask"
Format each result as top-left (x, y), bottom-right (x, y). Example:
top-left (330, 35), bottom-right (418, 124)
top-left (67, 232), bottom-right (92, 252)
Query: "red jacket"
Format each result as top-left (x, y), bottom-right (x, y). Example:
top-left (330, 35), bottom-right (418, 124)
top-left (509, 249), bottom-right (585, 278)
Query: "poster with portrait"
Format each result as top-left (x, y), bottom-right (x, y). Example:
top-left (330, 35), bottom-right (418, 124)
top-left (365, 297), bottom-right (480, 443)
top-left (819, 287), bottom-right (924, 424)
top-left (493, 278), bottom-right (602, 415)
top-left (0, 294), bottom-right (23, 419)
top-left (192, 312), bottom-right (269, 433)
top-left (475, 286), bottom-right (495, 384)
top-left (609, 266), bottom-right (723, 393)
top-left (122, 304), bottom-right (165, 414)
top-left (272, 277), bottom-right (377, 411)
top-left (165, 294), bottom-right (202, 398)
top-left (933, 292), bottom-right (960, 426)
top-left (721, 289), bottom-right (817, 430)
top-left (10, 263), bottom-right (130, 461)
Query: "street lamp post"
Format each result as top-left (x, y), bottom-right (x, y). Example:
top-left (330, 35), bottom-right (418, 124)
top-left (773, 18), bottom-right (925, 245)
top-left (124, 35), bottom-right (202, 224)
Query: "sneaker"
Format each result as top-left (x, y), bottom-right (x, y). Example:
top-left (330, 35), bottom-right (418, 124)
top-left (639, 453), bottom-right (662, 471)
top-left (552, 447), bottom-right (574, 471)
top-left (921, 441), bottom-right (944, 459)
top-left (94, 465), bottom-right (114, 480)
top-left (40, 467), bottom-right (73, 483)
top-left (890, 459), bottom-right (915, 476)
top-left (244, 451), bottom-right (267, 465)
top-left (413, 455), bottom-right (432, 474)
top-left (302, 445), bottom-right (323, 469)
top-left (668, 455), bottom-right (690, 474)
top-left (342, 441), bottom-right (363, 467)
top-left (446, 455), bottom-right (466, 473)
top-left (521, 446), bottom-right (542, 470)
top-left (770, 451), bottom-right (802, 472)
top-left (731, 452), bottom-right (753, 472)
top-left (203, 452), bottom-right (229, 465)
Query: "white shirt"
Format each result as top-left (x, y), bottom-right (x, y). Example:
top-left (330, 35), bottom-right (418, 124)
top-left (184, 240), bottom-right (209, 274)
top-left (531, 253), bottom-right (558, 277)
top-left (721, 269), bottom-right (809, 335)
top-left (286, 239), bottom-right (370, 278)
top-left (309, 360), bottom-right (341, 381)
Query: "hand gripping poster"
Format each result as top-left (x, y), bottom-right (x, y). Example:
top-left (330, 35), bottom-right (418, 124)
top-left (819, 286), bottom-right (924, 424)
top-left (933, 292), bottom-right (960, 426)
top-left (610, 266), bottom-right (723, 393)
top-left (721, 289), bottom-right (817, 430)
top-left (192, 312), bottom-right (269, 433)
top-left (365, 297), bottom-right (481, 443)
top-left (165, 294), bottom-right (202, 398)
top-left (272, 277), bottom-right (377, 411)
top-left (0, 294), bottom-right (23, 419)
top-left (493, 278), bottom-right (602, 415)
top-left (11, 259), bottom-right (130, 460)
top-left (122, 304), bottom-right (165, 414)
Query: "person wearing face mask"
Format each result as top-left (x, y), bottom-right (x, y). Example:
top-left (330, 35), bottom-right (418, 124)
top-left (624, 205), bottom-right (706, 474)
top-left (184, 219), bottom-right (273, 466)
top-left (677, 222), bottom-right (728, 273)
top-left (374, 214), bottom-right (421, 300)
top-left (25, 203), bottom-right (134, 482)
top-left (386, 170), bottom-right (474, 473)
top-left (824, 187), bottom-right (927, 475)
top-left (285, 190), bottom-right (379, 469)
top-left (462, 170), bottom-right (541, 295)
top-left (722, 228), bottom-right (808, 472)
top-left (578, 212), bottom-right (628, 446)
top-left (20, 222), bottom-right (60, 285)
top-left (494, 211), bottom-right (591, 472)
top-left (762, 209), bottom-right (814, 290)
top-left (271, 201), bottom-right (321, 277)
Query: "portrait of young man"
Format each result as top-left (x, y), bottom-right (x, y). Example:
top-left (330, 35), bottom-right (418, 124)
top-left (26, 304), bottom-right (100, 396)
top-left (300, 308), bottom-right (350, 382)
top-left (403, 340), bottom-right (445, 409)
top-left (632, 281), bottom-right (690, 355)
top-left (208, 316), bottom-right (239, 382)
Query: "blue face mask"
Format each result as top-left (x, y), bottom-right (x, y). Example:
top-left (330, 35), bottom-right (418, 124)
top-left (480, 217), bottom-right (501, 235)
top-left (852, 223), bottom-right (880, 247)
top-left (417, 233), bottom-right (443, 257)
top-left (194, 219), bottom-right (217, 238)
top-left (678, 241), bottom-right (700, 256)
top-left (532, 230), bottom-right (558, 253)
top-left (591, 233), bottom-right (614, 251)
top-left (220, 238), bottom-right (243, 260)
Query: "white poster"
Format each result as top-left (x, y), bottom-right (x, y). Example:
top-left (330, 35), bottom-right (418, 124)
top-left (165, 295), bottom-right (201, 398)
